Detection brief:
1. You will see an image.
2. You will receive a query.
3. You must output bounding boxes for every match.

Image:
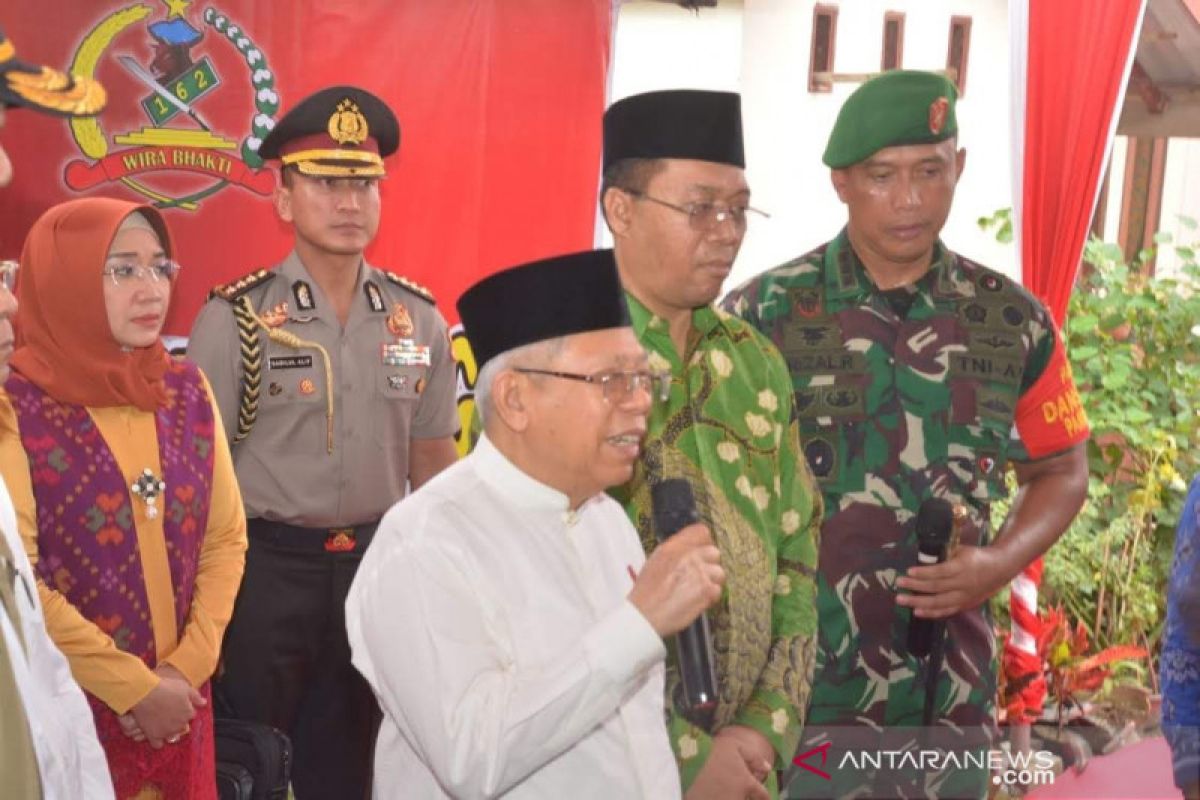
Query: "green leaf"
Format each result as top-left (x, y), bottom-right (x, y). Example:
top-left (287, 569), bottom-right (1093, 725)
top-left (1153, 231), bottom-right (1173, 244)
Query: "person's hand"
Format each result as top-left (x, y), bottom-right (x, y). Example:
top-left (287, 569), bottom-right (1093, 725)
top-left (716, 725), bottom-right (775, 783)
top-left (628, 524), bottom-right (724, 637)
top-left (685, 732), bottom-right (770, 800)
top-left (895, 544), bottom-right (1014, 619)
top-left (129, 667), bottom-right (204, 748)
top-left (117, 714), bottom-right (145, 742)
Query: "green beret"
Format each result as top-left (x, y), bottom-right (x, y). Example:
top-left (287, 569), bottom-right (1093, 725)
top-left (822, 70), bottom-right (958, 169)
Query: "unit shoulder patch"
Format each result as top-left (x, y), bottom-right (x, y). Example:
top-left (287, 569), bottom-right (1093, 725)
top-left (383, 272), bottom-right (436, 304)
top-left (209, 269), bottom-right (277, 302)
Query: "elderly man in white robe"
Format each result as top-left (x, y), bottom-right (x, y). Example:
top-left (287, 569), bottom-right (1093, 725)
top-left (346, 249), bottom-right (725, 799)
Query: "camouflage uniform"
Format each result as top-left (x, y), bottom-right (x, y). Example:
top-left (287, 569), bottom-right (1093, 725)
top-left (722, 230), bottom-right (1089, 798)
top-left (609, 293), bottom-right (823, 798)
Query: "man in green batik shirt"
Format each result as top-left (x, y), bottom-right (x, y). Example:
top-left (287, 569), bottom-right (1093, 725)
top-left (723, 71), bottom-right (1090, 798)
top-left (602, 89), bottom-right (822, 800)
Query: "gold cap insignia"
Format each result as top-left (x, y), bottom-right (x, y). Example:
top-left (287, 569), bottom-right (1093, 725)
top-left (328, 98), bottom-right (369, 146)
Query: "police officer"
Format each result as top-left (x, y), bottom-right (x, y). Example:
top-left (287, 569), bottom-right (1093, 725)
top-left (188, 85), bottom-right (459, 799)
top-left (723, 70), bottom-right (1090, 798)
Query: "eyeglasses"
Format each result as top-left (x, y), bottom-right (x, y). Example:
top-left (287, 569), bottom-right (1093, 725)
top-left (0, 260), bottom-right (17, 293)
top-left (513, 367), bottom-right (671, 404)
top-left (101, 260), bottom-right (182, 287)
top-left (623, 189), bottom-right (769, 232)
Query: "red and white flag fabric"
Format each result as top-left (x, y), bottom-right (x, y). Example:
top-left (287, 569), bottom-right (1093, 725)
top-left (1006, 0), bottom-right (1146, 723)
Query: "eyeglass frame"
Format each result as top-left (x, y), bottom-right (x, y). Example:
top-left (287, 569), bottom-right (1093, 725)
top-left (512, 366), bottom-right (671, 404)
top-left (100, 259), bottom-right (183, 288)
top-left (621, 188), bottom-right (769, 232)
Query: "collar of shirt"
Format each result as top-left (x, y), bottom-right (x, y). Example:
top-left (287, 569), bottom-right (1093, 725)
top-left (624, 291), bottom-right (727, 371)
top-left (279, 249), bottom-right (374, 327)
top-left (822, 228), bottom-right (971, 307)
top-left (473, 433), bottom-right (603, 525)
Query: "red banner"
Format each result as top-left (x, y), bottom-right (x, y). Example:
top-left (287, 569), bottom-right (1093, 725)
top-left (0, 0), bottom-right (611, 333)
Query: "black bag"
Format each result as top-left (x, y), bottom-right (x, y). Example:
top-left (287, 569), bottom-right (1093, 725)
top-left (215, 761), bottom-right (254, 800)
top-left (214, 717), bottom-right (292, 800)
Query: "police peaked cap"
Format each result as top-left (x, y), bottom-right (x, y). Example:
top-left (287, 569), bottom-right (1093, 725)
top-left (258, 85), bottom-right (399, 177)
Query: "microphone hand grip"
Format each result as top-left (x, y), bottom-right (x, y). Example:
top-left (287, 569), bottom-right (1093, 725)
top-left (649, 479), bottom-right (719, 731)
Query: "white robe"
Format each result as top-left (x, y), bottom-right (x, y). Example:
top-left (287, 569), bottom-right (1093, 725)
top-left (347, 434), bottom-right (679, 799)
top-left (0, 476), bottom-right (114, 799)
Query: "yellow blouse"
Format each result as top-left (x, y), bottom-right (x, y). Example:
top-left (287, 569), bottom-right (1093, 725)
top-left (0, 371), bottom-right (247, 715)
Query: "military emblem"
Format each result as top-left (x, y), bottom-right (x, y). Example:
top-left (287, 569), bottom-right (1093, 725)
top-left (298, 378), bottom-right (315, 395)
top-left (1002, 304), bottom-right (1025, 326)
top-left (929, 96), bottom-right (950, 135)
top-left (268, 381), bottom-right (282, 396)
top-left (804, 437), bottom-right (835, 479)
top-left (826, 388), bottom-right (859, 409)
top-left (798, 326), bottom-right (833, 346)
top-left (364, 282), bottom-right (385, 313)
top-left (415, 376), bottom-right (427, 395)
top-left (975, 333), bottom-right (1017, 350)
top-left (328, 98), bottom-right (369, 145)
top-left (62, 1), bottom-right (279, 210)
top-left (292, 280), bottom-right (315, 311)
top-left (792, 287), bottom-right (823, 318)
top-left (387, 374), bottom-right (407, 391)
top-left (978, 274), bottom-right (1003, 293)
top-left (259, 300), bottom-right (288, 328)
top-left (964, 303), bottom-right (988, 324)
top-left (978, 454), bottom-right (997, 476)
top-left (386, 302), bottom-right (415, 337)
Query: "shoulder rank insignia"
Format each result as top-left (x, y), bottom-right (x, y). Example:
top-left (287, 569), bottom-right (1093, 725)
top-left (384, 272), bottom-right (436, 304)
top-left (209, 269), bottom-right (276, 302)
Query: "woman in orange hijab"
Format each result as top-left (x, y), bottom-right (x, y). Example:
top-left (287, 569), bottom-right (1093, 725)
top-left (0, 197), bottom-right (247, 799)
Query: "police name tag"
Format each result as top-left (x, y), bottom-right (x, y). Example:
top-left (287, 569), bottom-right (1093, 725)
top-left (381, 341), bottom-right (431, 367)
top-left (269, 355), bottom-right (313, 370)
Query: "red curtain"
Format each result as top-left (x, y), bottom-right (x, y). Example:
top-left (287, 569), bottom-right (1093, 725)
top-left (1019, 0), bottom-right (1145, 325)
top-left (0, 1), bottom-right (611, 331)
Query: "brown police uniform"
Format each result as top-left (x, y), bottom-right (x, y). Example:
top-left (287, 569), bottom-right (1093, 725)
top-left (186, 85), bottom-right (458, 800)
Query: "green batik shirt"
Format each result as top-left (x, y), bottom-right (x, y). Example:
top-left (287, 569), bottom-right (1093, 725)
top-left (722, 230), bottom-right (1089, 798)
top-left (609, 293), bottom-right (822, 796)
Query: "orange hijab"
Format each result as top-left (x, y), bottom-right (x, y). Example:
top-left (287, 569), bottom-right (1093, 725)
top-left (10, 197), bottom-right (174, 411)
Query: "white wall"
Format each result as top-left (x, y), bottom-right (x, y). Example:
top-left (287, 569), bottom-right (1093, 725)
top-left (608, 0), bottom-right (1018, 290)
top-left (1156, 138), bottom-right (1200, 276)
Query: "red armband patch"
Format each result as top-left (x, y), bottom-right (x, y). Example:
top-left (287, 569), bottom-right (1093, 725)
top-left (1013, 334), bottom-right (1090, 459)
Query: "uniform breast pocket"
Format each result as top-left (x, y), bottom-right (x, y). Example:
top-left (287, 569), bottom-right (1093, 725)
top-left (372, 366), bottom-right (425, 450)
top-left (258, 362), bottom-right (328, 455)
top-left (795, 378), bottom-right (869, 494)
top-left (945, 417), bottom-right (1012, 503)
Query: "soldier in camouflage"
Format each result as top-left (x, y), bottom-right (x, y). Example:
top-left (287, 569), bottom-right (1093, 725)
top-left (722, 71), bottom-right (1090, 798)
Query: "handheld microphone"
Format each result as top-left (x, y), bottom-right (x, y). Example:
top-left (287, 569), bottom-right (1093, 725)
top-left (906, 497), bottom-right (954, 659)
top-left (651, 478), bottom-right (719, 731)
